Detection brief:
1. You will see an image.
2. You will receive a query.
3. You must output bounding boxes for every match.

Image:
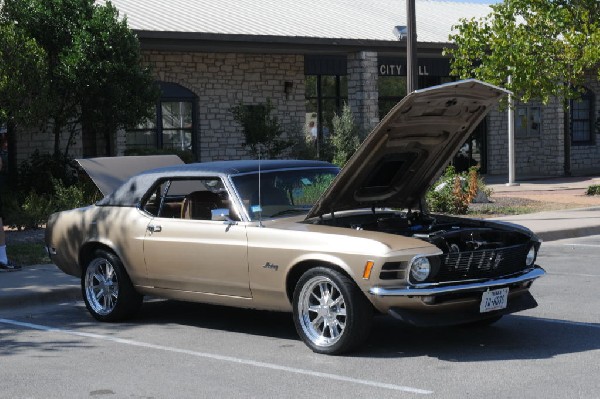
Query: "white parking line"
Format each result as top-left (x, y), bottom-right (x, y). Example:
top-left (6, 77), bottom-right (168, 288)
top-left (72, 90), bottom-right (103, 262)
top-left (0, 318), bottom-right (433, 395)
top-left (548, 272), bottom-right (599, 278)
top-left (561, 244), bottom-right (600, 248)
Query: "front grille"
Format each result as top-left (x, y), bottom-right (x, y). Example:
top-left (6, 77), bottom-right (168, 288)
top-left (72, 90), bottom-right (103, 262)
top-left (432, 243), bottom-right (529, 283)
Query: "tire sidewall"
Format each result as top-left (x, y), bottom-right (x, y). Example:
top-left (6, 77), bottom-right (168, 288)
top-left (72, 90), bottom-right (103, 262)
top-left (81, 249), bottom-right (141, 322)
top-left (292, 267), bottom-right (372, 355)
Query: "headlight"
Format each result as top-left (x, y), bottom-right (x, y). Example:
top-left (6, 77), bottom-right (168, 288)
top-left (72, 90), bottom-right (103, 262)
top-left (526, 246), bottom-right (536, 266)
top-left (410, 256), bottom-right (431, 282)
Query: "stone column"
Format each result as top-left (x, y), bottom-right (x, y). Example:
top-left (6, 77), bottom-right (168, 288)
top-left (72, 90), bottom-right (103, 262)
top-left (347, 51), bottom-right (379, 135)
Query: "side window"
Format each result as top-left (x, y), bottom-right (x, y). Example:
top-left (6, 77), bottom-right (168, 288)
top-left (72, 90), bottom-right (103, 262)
top-left (142, 178), bottom-right (238, 221)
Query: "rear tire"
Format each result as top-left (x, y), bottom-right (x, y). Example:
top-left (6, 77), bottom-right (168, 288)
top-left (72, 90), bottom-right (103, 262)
top-left (293, 267), bottom-right (373, 355)
top-left (82, 249), bottom-right (142, 322)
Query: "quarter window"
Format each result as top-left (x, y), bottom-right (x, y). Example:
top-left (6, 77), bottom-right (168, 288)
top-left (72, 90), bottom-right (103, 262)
top-left (142, 178), bottom-right (238, 221)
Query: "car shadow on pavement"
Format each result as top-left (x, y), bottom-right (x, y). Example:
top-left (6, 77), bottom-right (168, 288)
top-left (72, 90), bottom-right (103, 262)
top-left (358, 314), bottom-right (600, 361)
top-left (135, 299), bottom-right (299, 340)
top-left (131, 300), bottom-right (599, 361)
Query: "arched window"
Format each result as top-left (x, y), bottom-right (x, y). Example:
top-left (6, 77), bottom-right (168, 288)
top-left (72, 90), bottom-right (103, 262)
top-left (571, 87), bottom-right (595, 145)
top-left (126, 82), bottom-right (197, 152)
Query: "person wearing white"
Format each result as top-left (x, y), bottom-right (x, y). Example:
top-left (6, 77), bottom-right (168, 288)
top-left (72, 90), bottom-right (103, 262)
top-left (0, 146), bottom-right (21, 272)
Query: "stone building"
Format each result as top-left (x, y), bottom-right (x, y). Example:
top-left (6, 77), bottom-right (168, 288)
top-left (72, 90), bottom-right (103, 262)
top-left (13, 0), bottom-right (600, 177)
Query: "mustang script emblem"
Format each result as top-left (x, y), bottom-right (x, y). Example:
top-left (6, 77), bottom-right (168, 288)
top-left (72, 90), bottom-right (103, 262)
top-left (263, 262), bottom-right (279, 271)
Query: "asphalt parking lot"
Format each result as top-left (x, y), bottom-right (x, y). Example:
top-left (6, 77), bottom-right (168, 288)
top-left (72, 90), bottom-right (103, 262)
top-left (1, 235), bottom-right (599, 398)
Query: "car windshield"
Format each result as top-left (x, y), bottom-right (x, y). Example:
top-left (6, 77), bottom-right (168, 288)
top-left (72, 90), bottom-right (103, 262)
top-left (231, 167), bottom-right (339, 220)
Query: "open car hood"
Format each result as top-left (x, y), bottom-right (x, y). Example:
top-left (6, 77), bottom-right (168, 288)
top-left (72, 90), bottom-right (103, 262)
top-left (76, 155), bottom-right (184, 196)
top-left (306, 80), bottom-right (509, 219)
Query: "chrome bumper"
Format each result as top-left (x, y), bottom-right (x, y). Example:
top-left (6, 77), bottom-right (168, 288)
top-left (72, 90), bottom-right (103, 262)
top-left (369, 267), bottom-right (545, 297)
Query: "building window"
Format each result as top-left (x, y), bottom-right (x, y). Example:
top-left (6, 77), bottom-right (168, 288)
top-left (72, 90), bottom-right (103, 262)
top-left (305, 75), bottom-right (348, 143)
top-left (571, 88), bottom-right (595, 145)
top-left (377, 76), bottom-right (453, 119)
top-left (516, 106), bottom-right (541, 137)
top-left (126, 82), bottom-right (197, 153)
top-left (378, 76), bottom-right (407, 119)
top-left (161, 101), bottom-right (193, 151)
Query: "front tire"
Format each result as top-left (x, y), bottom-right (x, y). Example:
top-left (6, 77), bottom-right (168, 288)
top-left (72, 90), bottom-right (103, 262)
top-left (293, 267), bottom-right (373, 355)
top-left (82, 249), bottom-right (142, 322)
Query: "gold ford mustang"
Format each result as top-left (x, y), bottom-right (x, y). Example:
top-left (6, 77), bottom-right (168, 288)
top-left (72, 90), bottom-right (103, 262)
top-left (45, 80), bottom-right (545, 355)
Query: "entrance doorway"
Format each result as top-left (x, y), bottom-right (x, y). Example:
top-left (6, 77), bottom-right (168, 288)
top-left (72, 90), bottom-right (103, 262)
top-left (453, 120), bottom-right (487, 173)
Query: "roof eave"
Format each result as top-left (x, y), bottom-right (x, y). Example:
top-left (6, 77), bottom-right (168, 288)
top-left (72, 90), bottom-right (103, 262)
top-left (135, 30), bottom-right (448, 54)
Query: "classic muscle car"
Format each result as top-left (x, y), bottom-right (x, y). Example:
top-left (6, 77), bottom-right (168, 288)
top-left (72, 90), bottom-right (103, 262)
top-left (46, 80), bottom-right (545, 354)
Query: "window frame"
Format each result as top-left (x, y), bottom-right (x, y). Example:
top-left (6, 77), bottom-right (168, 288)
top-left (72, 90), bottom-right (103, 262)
top-left (305, 74), bottom-right (348, 151)
top-left (126, 82), bottom-right (198, 154)
top-left (570, 88), bottom-right (595, 146)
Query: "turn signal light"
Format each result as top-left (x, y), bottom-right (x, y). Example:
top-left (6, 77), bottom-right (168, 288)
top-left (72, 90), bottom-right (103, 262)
top-left (362, 261), bottom-right (375, 279)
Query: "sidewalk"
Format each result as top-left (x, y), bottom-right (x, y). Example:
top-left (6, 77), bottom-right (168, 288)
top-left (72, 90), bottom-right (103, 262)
top-left (485, 174), bottom-right (600, 193)
top-left (485, 174), bottom-right (600, 241)
top-left (0, 264), bottom-right (80, 311)
top-left (2, 175), bottom-right (600, 312)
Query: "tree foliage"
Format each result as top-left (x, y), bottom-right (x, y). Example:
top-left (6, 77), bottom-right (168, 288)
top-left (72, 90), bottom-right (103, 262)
top-left (0, 23), bottom-right (47, 125)
top-left (0, 0), bottom-right (158, 157)
top-left (445, 0), bottom-right (600, 104)
top-left (230, 100), bottom-right (292, 158)
top-left (331, 104), bottom-right (360, 167)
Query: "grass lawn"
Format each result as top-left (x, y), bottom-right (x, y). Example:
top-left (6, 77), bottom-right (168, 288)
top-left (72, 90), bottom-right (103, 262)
top-left (8, 242), bottom-right (51, 266)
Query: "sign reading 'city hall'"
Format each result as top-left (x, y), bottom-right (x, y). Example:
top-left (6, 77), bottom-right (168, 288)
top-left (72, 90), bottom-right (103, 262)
top-left (378, 57), bottom-right (451, 77)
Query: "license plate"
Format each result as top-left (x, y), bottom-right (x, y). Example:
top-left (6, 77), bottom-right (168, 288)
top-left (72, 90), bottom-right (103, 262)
top-left (480, 287), bottom-right (509, 313)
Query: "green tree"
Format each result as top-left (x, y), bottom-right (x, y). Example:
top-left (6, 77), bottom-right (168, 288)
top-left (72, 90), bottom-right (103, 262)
top-left (76, 2), bottom-right (159, 156)
top-left (446, 0), bottom-right (600, 103)
top-left (0, 22), bottom-right (47, 185)
top-left (0, 0), bottom-right (158, 158)
top-left (231, 99), bottom-right (291, 158)
top-left (445, 0), bottom-right (600, 174)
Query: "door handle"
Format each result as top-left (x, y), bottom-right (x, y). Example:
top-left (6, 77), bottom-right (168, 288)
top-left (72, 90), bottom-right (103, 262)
top-left (148, 224), bottom-right (162, 233)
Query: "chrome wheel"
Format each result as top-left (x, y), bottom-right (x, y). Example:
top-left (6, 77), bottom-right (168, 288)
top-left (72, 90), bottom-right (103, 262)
top-left (84, 257), bottom-right (119, 316)
top-left (297, 275), bottom-right (347, 348)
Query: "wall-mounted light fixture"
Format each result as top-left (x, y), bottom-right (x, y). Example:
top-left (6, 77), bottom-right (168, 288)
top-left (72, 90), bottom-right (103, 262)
top-left (284, 81), bottom-right (294, 99)
top-left (393, 25), bottom-right (408, 41)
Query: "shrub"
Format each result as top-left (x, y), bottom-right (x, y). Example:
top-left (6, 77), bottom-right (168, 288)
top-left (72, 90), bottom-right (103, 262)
top-left (52, 178), bottom-right (101, 211)
top-left (288, 128), bottom-right (318, 160)
top-left (4, 151), bottom-right (102, 229)
top-left (586, 185), bottom-right (600, 196)
top-left (17, 150), bottom-right (78, 195)
top-left (426, 166), bottom-right (490, 214)
top-left (330, 104), bottom-right (361, 167)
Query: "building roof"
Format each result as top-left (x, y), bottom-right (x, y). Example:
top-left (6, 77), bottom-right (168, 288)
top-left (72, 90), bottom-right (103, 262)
top-left (105, 0), bottom-right (492, 46)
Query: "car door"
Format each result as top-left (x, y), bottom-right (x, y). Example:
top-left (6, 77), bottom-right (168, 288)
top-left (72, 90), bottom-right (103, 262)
top-left (141, 177), bottom-right (251, 297)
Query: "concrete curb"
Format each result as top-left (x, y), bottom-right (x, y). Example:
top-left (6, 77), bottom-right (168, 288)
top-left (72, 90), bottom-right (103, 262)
top-left (0, 286), bottom-right (81, 311)
top-left (535, 226), bottom-right (600, 242)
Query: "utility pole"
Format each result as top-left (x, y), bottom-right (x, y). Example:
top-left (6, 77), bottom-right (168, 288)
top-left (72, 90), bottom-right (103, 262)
top-left (406, 0), bottom-right (418, 93)
top-left (506, 75), bottom-right (519, 186)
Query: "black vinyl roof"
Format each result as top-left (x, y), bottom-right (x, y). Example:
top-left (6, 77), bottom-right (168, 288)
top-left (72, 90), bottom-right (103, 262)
top-left (141, 159), bottom-right (333, 176)
top-left (97, 159), bottom-right (336, 207)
